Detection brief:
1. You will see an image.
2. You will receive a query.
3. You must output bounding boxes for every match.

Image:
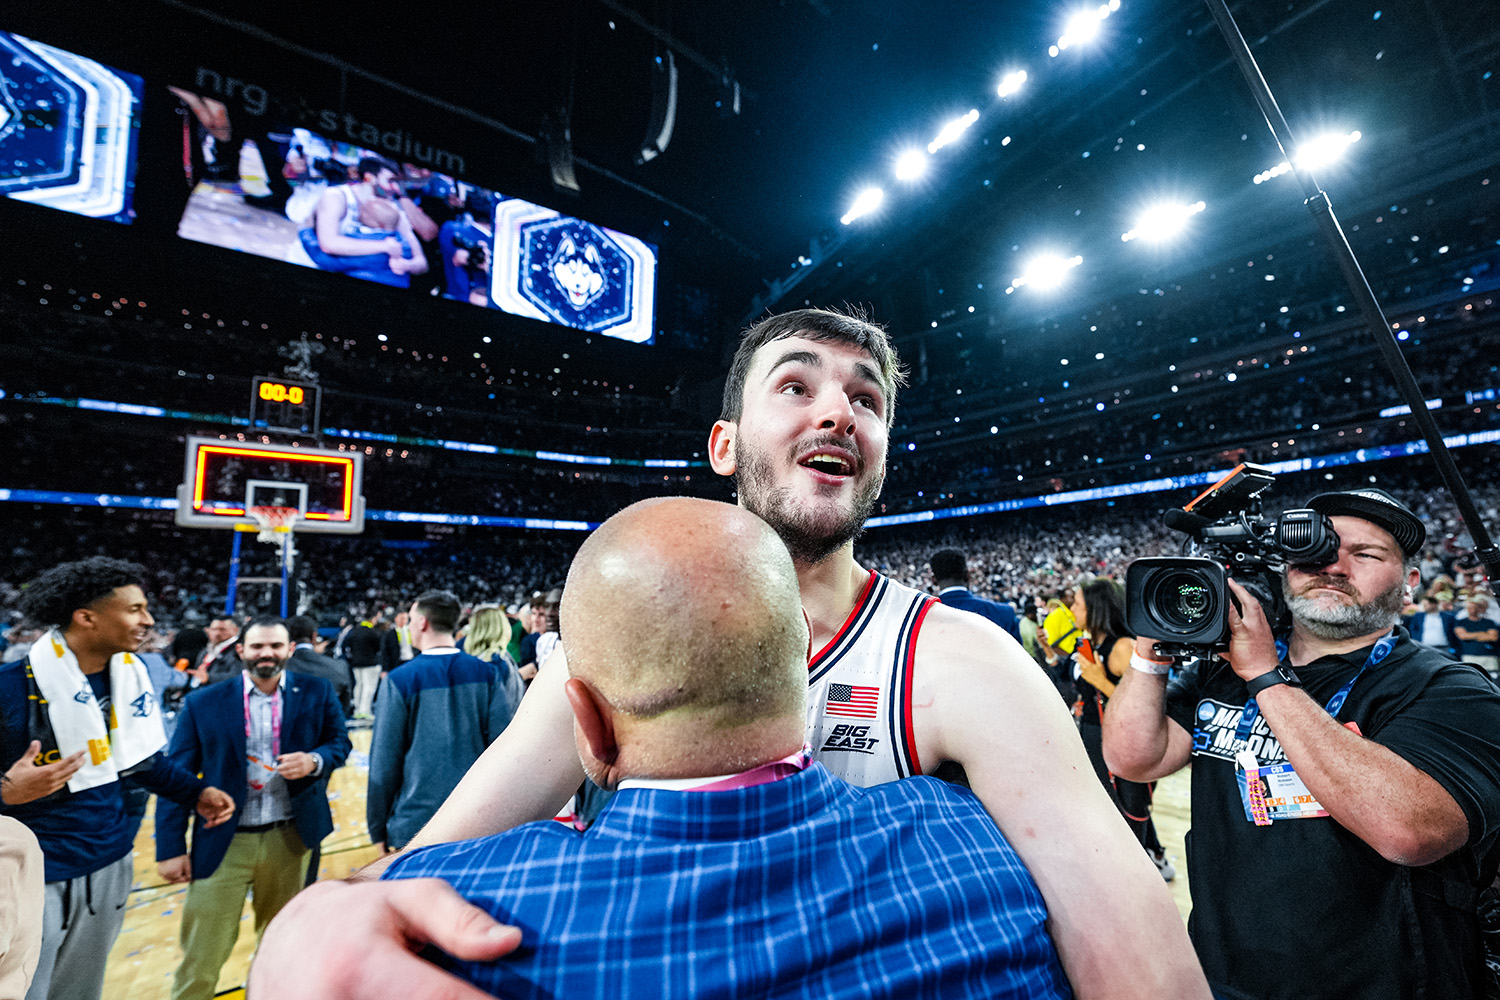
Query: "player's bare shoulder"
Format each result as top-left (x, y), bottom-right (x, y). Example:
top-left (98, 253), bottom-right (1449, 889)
top-left (916, 599), bottom-right (1033, 675)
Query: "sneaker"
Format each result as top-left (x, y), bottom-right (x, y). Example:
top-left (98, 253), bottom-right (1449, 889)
top-left (1150, 848), bottom-right (1176, 882)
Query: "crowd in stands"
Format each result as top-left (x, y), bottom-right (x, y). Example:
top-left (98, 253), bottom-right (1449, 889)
top-left (3, 461), bottom-right (1493, 640)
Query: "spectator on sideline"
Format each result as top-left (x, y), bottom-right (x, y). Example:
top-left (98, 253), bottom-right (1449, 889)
top-left (929, 548), bottom-right (1022, 641)
top-left (1454, 596), bottom-right (1500, 677)
top-left (366, 592), bottom-right (521, 852)
top-left (0, 558), bottom-right (234, 1000)
top-left (344, 613), bottom-right (384, 718)
top-left (156, 616), bottom-right (349, 1000)
top-left (1407, 595), bottom-right (1460, 656)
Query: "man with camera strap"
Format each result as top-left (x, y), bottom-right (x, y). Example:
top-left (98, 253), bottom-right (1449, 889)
top-left (1105, 488), bottom-right (1500, 999)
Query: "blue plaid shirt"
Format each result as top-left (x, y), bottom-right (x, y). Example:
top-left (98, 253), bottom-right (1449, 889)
top-left (385, 763), bottom-right (1071, 999)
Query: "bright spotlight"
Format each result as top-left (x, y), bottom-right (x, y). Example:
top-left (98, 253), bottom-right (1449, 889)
top-left (841, 186), bottom-right (885, 225)
top-left (997, 69), bottom-right (1028, 98)
top-left (894, 149), bottom-right (929, 181)
top-left (927, 109), bottom-right (980, 154)
top-left (1252, 130), bottom-right (1361, 183)
top-left (1121, 199), bottom-right (1206, 242)
top-left (1006, 253), bottom-right (1083, 293)
top-left (1053, 1), bottom-right (1120, 55)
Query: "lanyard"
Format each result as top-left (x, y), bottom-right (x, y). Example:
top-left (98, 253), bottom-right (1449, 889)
top-left (1234, 632), bottom-right (1398, 745)
top-left (243, 676), bottom-right (283, 759)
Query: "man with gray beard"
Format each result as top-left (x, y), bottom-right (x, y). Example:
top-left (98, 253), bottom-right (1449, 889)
top-left (1105, 488), bottom-right (1500, 1000)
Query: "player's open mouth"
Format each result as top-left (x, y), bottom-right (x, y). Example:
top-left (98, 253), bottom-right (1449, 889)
top-left (799, 451), bottom-right (854, 477)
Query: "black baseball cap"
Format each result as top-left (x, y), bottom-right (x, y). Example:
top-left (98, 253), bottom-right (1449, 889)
top-left (1304, 488), bottom-right (1426, 557)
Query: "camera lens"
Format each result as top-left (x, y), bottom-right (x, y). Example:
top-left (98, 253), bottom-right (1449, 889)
top-left (1150, 571), bottom-right (1217, 630)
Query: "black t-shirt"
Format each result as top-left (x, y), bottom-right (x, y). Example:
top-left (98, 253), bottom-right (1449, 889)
top-left (1164, 628), bottom-right (1500, 999)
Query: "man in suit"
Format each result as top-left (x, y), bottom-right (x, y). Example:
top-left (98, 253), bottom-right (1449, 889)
top-left (929, 548), bottom-right (1022, 642)
top-left (1407, 595), bottom-right (1460, 656)
top-left (157, 615), bottom-right (350, 1000)
top-left (287, 615), bottom-right (353, 718)
top-left (379, 611), bottom-right (415, 676)
top-left (187, 616), bottom-right (240, 688)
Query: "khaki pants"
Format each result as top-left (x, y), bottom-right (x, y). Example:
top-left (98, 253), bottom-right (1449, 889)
top-left (171, 824), bottom-right (309, 1000)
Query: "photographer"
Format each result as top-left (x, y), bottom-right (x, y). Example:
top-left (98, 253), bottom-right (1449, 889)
top-left (1104, 488), bottom-right (1500, 999)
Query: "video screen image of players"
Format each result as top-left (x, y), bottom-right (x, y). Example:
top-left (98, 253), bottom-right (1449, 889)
top-left (0, 31), bottom-right (144, 223)
top-left (172, 88), bottom-right (656, 343)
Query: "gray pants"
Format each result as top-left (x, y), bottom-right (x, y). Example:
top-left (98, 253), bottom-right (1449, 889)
top-left (26, 852), bottom-right (134, 1000)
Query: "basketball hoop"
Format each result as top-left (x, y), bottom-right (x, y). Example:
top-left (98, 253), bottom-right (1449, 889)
top-left (246, 506), bottom-right (301, 545)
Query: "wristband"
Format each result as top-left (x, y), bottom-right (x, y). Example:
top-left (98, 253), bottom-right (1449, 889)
top-left (1129, 652), bottom-right (1172, 675)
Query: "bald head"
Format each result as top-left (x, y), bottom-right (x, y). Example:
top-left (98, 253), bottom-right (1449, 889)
top-left (564, 498), bottom-right (808, 730)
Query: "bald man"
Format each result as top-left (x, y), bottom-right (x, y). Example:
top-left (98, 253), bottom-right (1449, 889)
top-left (290, 499), bottom-right (1075, 997)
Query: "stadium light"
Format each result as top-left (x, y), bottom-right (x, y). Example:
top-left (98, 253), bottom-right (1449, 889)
top-left (1006, 253), bottom-right (1083, 293)
top-left (1253, 130), bottom-right (1361, 184)
top-left (894, 149), bottom-right (929, 181)
top-left (1050, 0), bottom-right (1121, 56)
top-left (1121, 199), bottom-right (1206, 242)
top-left (841, 186), bottom-right (885, 225)
top-left (997, 69), bottom-right (1028, 99)
top-left (927, 109), bottom-right (980, 154)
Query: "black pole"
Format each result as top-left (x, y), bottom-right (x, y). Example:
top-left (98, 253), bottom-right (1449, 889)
top-left (1203, 0), bottom-right (1500, 599)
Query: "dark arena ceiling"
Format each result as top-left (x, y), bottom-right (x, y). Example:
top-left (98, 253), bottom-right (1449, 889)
top-left (3, 0), bottom-right (1498, 521)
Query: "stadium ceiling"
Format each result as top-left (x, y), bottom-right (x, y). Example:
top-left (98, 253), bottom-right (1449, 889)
top-left (16, 1), bottom-right (1500, 341)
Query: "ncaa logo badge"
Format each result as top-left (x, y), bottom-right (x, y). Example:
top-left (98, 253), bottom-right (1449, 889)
top-left (74, 683), bottom-right (93, 704)
top-left (1196, 700), bottom-right (1216, 723)
top-left (131, 691), bottom-right (155, 718)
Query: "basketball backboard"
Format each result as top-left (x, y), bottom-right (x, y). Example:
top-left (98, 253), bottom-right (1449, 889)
top-left (176, 436), bottom-right (364, 533)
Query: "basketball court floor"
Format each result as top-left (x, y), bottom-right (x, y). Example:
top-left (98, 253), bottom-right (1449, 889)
top-left (101, 729), bottom-right (1195, 999)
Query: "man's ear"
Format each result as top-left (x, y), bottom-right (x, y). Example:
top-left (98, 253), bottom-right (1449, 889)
top-left (708, 420), bottom-right (738, 477)
top-left (564, 678), bottom-right (618, 768)
top-left (70, 608), bottom-right (93, 633)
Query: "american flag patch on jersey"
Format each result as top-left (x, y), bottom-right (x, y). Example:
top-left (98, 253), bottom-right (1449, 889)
top-left (825, 683), bottom-right (879, 719)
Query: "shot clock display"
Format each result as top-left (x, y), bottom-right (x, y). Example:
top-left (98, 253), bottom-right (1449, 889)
top-left (251, 376), bottom-right (321, 435)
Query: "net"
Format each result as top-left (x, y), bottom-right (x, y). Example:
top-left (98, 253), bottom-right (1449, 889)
top-left (246, 505), bottom-right (301, 545)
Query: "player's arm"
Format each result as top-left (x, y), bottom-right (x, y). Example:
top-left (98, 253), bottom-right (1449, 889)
top-left (1221, 578), bottom-right (1472, 866)
top-left (915, 606), bottom-right (1210, 1000)
top-left (389, 213), bottom-right (429, 275)
top-left (1101, 639), bottom-right (1195, 782)
top-left (398, 195), bottom-right (440, 241)
top-left (351, 648), bottom-right (583, 880)
top-left (311, 189), bottom-right (388, 257)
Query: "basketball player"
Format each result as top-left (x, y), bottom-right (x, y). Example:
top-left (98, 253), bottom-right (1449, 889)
top-left (253, 309), bottom-right (1207, 999)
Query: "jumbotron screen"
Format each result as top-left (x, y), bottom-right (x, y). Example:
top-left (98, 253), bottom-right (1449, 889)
top-left (0, 31), bottom-right (143, 223)
top-left (171, 89), bottom-right (657, 344)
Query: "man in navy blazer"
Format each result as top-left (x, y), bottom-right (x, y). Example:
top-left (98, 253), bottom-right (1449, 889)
top-left (930, 548), bottom-right (1022, 642)
top-left (1408, 595), bottom-right (1460, 656)
top-left (156, 615), bottom-right (350, 1000)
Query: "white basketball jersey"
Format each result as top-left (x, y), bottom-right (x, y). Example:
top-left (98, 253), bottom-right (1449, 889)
top-left (805, 571), bottom-right (936, 787)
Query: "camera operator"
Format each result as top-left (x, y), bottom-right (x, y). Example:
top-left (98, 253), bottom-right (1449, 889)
top-left (1103, 488), bottom-right (1500, 1000)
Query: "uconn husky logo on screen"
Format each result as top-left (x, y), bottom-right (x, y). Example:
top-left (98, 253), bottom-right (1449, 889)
top-left (521, 219), bottom-right (634, 332)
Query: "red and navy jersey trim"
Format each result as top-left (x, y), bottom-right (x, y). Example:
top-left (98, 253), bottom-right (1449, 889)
top-left (808, 571), bottom-right (883, 687)
top-left (888, 591), bottom-right (935, 778)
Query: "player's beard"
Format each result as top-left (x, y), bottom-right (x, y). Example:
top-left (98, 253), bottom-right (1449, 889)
top-left (735, 436), bottom-right (882, 565)
top-left (1282, 572), bottom-right (1406, 640)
